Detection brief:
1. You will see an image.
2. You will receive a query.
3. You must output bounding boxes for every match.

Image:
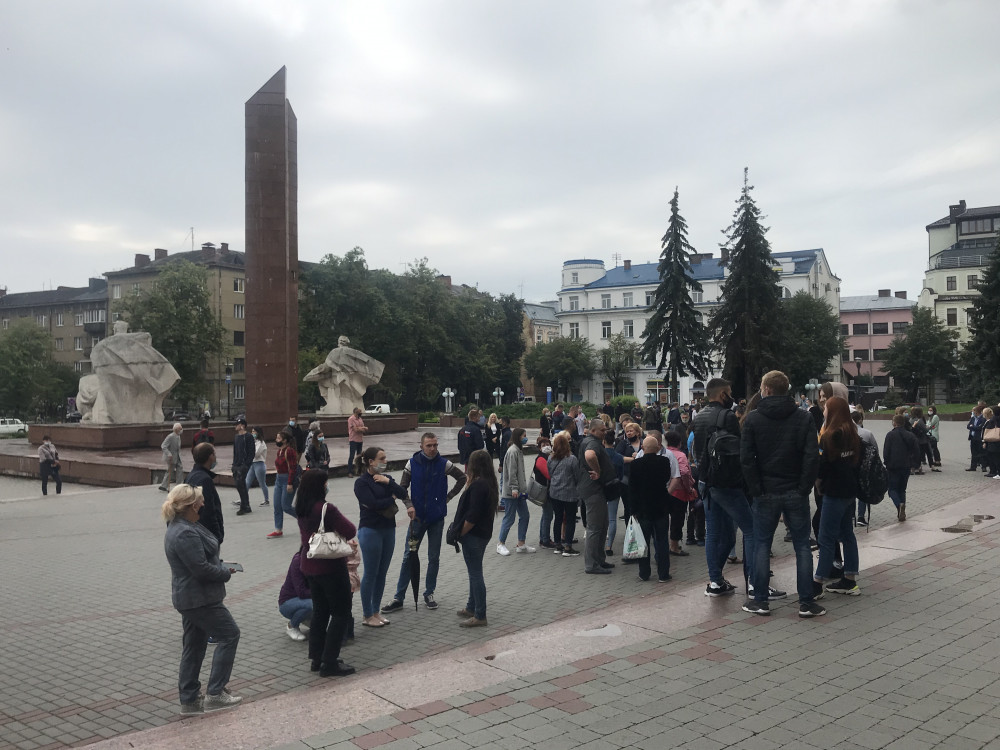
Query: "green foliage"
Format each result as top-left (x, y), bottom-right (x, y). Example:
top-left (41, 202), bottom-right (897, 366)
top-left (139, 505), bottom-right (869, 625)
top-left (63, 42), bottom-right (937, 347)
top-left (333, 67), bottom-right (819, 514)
top-left (600, 333), bottom-right (642, 396)
top-left (882, 307), bottom-right (959, 402)
top-left (489, 401), bottom-right (600, 420)
top-left (708, 169), bottom-right (783, 399)
top-left (299, 249), bottom-right (526, 411)
top-left (776, 291), bottom-right (844, 389)
top-left (418, 411), bottom-right (440, 423)
top-left (0, 319), bottom-right (79, 420)
top-left (609, 395), bottom-right (637, 413)
top-left (298, 348), bottom-right (326, 411)
top-left (960, 239), bottom-right (1000, 398)
top-left (639, 188), bottom-right (712, 395)
top-left (523, 337), bottom-right (596, 395)
top-left (114, 260), bottom-right (227, 407)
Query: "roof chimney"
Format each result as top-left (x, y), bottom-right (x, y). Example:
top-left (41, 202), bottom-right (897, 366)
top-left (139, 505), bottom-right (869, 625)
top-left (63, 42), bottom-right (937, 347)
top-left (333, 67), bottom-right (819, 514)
top-left (878, 289), bottom-right (890, 297)
top-left (0, 287), bottom-right (6, 299)
top-left (201, 243), bottom-right (216, 260)
top-left (720, 247), bottom-right (729, 265)
top-left (623, 259), bottom-right (631, 271)
top-left (895, 291), bottom-right (907, 299)
top-left (436, 275), bottom-right (452, 289)
top-left (134, 253), bottom-right (150, 268)
top-left (220, 242), bottom-right (229, 252)
top-left (154, 248), bottom-right (168, 260)
top-left (949, 200), bottom-right (967, 219)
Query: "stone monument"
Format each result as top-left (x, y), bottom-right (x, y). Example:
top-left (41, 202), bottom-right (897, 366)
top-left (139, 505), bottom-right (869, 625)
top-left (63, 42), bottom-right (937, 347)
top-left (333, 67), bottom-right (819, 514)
top-left (245, 66), bottom-right (299, 424)
top-left (76, 322), bottom-right (180, 424)
top-left (303, 336), bottom-right (385, 415)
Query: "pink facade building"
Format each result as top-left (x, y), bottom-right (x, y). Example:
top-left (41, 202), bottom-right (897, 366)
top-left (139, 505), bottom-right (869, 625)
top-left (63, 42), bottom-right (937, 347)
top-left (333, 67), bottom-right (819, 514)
top-left (839, 290), bottom-right (916, 388)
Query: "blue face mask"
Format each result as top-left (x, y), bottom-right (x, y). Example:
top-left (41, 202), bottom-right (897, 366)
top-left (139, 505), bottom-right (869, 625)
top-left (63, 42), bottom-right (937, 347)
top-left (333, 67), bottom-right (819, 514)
top-left (520, 436), bottom-right (528, 446)
top-left (288, 420), bottom-right (296, 427)
top-left (318, 436), bottom-right (325, 443)
top-left (210, 459), bottom-right (217, 471)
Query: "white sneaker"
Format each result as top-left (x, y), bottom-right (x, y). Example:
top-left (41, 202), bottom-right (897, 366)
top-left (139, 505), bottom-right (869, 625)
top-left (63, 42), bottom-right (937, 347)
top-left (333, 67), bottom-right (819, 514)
top-left (515, 545), bottom-right (537, 553)
top-left (993, 475), bottom-right (1000, 480)
top-left (496, 543), bottom-right (510, 556)
top-left (286, 625), bottom-right (306, 641)
top-left (204, 689), bottom-right (242, 712)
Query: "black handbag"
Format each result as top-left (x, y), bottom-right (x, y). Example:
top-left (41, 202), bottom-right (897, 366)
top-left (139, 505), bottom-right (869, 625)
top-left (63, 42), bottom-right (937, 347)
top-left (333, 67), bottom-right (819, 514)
top-left (602, 478), bottom-right (625, 502)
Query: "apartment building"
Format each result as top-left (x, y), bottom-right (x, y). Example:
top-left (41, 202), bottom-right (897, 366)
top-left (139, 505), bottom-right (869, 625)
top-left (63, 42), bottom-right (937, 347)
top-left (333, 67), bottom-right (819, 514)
top-left (839, 290), bottom-right (915, 389)
top-left (522, 301), bottom-right (560, 400)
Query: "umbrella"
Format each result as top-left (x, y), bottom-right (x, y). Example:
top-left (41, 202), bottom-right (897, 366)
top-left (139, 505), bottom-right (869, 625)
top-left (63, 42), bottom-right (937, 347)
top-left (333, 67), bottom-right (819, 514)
top-left (407, 519), bottom-right (424, 610)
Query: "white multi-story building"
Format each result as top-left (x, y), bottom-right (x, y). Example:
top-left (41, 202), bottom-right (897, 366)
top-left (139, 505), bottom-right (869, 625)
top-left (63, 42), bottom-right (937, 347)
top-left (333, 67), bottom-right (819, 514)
top-left (556, 249), bottom-right (841, 403)
top-left (919, 199), bottom-right (1000, 346)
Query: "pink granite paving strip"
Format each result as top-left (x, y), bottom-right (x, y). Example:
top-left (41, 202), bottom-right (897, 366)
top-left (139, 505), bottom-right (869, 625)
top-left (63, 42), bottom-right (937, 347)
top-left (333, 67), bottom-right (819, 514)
top-left (704, 650), bottom-right (735, 662)
top-left (386, 725), bottom-right (418, 740)
top-left (556, 699), bottom-right (595, 714)
top-left (352, 730), bottom-right (394, 749)
top-left (695, 617), bottom-right (733, 631)
top-left (570, 653), bottom-right (615, 670)
top-left (462, 700), bottom-right (499, 716)
top-left (411, 700), bottom-right (452, 716)
top-left (677, 644), bottom-right (722, 659)
top-left (544, 688), bottom-right (583, 704)
top-left (550, 669), bottom-right (598, 688)
top-left (390, 709), bottom-right (425, 723)
top-left (626, 648), bottom-right (669, 664)
top-left (692, 631), bottom-right (726, 643)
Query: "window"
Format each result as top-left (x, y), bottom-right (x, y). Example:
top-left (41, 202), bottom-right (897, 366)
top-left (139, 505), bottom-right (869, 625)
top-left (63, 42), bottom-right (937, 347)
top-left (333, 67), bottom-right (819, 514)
top-left (872, 349), bottom-right (889, 360)
top-left (892, 321), bottom-right (909, 334)
top-left (91, 336), bottom-right (100, 348)
top-left (946, 308), bottom-right (958, 326)
top-left (871, 322), bottom-right (888, 335)
top-left (536, 331), bottom-right (542, 342)
top-left (968, 274), bottom-right (979, 290)
top-left (840, 324), bottom-right (849, 336)
top-left (112, 284), bottom-right (121, 299)
top-left (233, 358), bottom-right (245, 373)
top-left (853, 349), bottom-right (870, 361)
top-left (112, 312), bottom-right (120, 321)
top-left (601, 294), bottom-right (611, 309)
top-left (132, 283), bottom-right (141, 295)
top-left (571, 272), bottom-right (579, 284)
top-left (234, 385), bottom-right (245, 400)
top-left (233, 330), bottom-right (245, 346)
top-left (601, 321), bottom-right (611, 338)
top-left (946, 276), bottom-right (957, 291)
top-left (694, 311), bottom-right (704, 324)
top-left (84, 309), bottom-right (106, 324)
top-left (623, 319), bottom-right (633, 338)
top-left (569, 296), bottom-right (579, 311)
top-left (234, 278), bottom-right (245, 293)
top-left (75, 314), bottom-right (83, 326)
top-left (568, 323), bottom-right (579, 339)
top-left (841, 349), bottom-right (850, 362)
top-left (56, 313), bottom-right (64, 327)
top-left (622, 292), bottom-right (633, 308)
top-left (645, 291), bottom-right (654, 306)
top-left (35, 314), bottom-right (47, 327)
top-left (960, 218), bottom-right (995, 234)
top-left (74, 337), bottom-right (84, 351)
top-left (234, 304), bottom-right (245, 319)
top-left (74, 361), bottom-right (84, 372)
top-left (691, 291), bottom-right (703, 303)
top-left (54, 338), bottom-right (64, 351)
top-left (852, 323), bottom-right (868, 335)
top-left (1, 319), bottom-right (7, 330)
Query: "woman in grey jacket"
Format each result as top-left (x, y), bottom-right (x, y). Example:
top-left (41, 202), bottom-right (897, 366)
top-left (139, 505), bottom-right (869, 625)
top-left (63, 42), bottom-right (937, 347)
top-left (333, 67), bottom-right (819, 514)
top-left (547, 431), bottom-right (581, 556)
top-left (163, 484), bottom-right (242, 715)
top-left (496, 428), bottom-right (533, 556)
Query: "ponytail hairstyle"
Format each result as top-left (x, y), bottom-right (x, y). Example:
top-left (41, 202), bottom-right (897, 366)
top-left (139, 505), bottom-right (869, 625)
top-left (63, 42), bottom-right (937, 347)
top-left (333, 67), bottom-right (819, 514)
top-left (355, 445), bottom-right (382, 475)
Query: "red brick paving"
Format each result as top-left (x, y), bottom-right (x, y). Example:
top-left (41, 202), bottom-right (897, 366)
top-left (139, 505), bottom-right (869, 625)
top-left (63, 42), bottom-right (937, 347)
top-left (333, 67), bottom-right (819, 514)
top-left (549, 669), bottom-right (598, 688)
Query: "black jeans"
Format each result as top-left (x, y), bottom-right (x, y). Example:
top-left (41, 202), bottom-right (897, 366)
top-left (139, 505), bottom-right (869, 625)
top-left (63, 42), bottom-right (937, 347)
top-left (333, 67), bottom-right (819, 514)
top-left (930, 438), bottom-right (941, 464)
top-left (667, 496), bottom-right (687, 542)
top-left (970, 440), bottom-right (985, 470)
top-left (686, 498), bottom-right (705, 542)
top-left (40, 461), bottom-right (62, 495)
top-left (307, 567), bottom-right (352, 668)
top-left (232, 464), bottom-right (251, 510)
top-left (918, 442), bottom-right (934, 467)
top-left (550, 497), bottom-right (577, 548)
top-left (637, 514), bottom-right (670, 580)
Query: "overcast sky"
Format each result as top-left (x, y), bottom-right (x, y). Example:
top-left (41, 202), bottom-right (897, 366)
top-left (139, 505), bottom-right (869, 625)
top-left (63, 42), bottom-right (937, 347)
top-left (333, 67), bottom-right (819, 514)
top-left (3, 0), bottom-right (999, 304)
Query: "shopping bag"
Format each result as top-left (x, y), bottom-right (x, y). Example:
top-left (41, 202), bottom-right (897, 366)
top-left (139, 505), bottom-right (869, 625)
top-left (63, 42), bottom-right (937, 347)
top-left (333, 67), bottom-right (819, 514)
top-left (621, 516), bottom-right (648, 560)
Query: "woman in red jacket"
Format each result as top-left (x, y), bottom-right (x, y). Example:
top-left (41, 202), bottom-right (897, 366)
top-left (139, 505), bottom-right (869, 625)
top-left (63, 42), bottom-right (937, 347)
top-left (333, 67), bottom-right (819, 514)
top-left (268, 432), bottom-right (298, 538)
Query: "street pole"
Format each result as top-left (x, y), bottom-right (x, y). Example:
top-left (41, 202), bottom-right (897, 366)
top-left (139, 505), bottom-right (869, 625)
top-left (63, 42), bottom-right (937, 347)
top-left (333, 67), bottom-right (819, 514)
top-left (225, 363), bottom-right (233, 420)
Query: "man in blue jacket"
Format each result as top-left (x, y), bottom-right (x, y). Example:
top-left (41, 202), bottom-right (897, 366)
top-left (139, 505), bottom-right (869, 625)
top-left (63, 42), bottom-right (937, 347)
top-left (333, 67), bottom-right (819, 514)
top-left (382, 433), bottom-right (467, 612)
top-left (967, 403), bottom-right (987, 473)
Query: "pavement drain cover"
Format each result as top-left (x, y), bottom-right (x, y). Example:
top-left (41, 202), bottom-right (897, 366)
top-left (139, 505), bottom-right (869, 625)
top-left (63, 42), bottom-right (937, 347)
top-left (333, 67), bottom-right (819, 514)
top-left (576, 624), bottom-right (622, 638)
top-left (941, 514), bottom-right (993, 533)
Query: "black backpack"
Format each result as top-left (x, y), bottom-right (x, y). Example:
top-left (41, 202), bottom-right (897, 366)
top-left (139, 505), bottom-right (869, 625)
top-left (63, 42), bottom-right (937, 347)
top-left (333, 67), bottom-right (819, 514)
top-left (857, 440), bottom-right (887, 507)
top-left (706, 408), bottom-right (743, 488)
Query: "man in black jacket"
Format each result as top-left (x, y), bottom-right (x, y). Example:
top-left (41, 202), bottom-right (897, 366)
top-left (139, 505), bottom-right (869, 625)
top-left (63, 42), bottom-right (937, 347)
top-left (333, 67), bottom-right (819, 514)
top-left (740, 370), bottom-right (821, 617)
top-left (884, 414), bottom-right (920, 522)
top-left (691, 377), bottom-right (755, 598)
top-left (457, 408), bottom-right (485, 465)
top-left (232, 418), bottom-right (256, 516)
top-left (188, 443), bottom-right (225, 545)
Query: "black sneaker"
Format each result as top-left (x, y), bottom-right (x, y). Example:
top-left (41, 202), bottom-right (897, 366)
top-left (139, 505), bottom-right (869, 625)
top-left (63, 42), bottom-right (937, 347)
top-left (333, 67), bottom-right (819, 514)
top-left (236, 508), bottom-right (252, 515)
top-left (539, 540), bottom-right (557, 549)
top-left (380, 599), bottom-right (404, 614)
top-left (897, 504), bottom-right (906, 522)
top-left (855, 517), bottom-right (868, 527)
top-left (783, 532), bottom-right (792, 542)
top-left (799, 602), bottom-right (826, 618)
top-left (742, 599), bottom-right (770, 615)
top-left (423, 594), bottom-right (438, 610)
top-left (825, 578), bottom-right (861, 596)
top-left (705, 580), bottom-right (736, 597)
top-left (811, 581), bottom-right (826, 600)
top-left (600, 561), bottom-right (615, 569)
top-left (748, 583), bottom-right (787, 600)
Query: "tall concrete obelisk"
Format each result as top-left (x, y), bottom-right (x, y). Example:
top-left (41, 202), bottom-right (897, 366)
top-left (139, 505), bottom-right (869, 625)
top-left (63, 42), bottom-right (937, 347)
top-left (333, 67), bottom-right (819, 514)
top-left (245, 67), bottom-right (299, 423)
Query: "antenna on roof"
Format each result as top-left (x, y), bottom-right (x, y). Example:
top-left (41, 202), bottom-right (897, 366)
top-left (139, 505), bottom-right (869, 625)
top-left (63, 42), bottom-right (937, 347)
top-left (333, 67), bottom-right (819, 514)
top-left (611, 252), bottom-right (622, 268)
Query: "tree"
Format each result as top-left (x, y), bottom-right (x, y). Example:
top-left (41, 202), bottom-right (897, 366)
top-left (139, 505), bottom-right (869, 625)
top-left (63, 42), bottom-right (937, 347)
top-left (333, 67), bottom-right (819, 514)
top-left (882, 307), bottom-right (958, 402)
top-left (601, 333), bottom-right (642, 396)
top-left (0, 319), bottom-right (79, 420)
top-left (640, 188), bottom-right (712, 401)
top-left (114, 260), bottom-right (227, 407)
top-left (524, 337), bottom-right (596, 398)
top-left (776, 291), bottom-right (843, 391)
top-left (960, 238), bottom-right (1000, 399)
top-left (708, 169), bottom-right (783, 398)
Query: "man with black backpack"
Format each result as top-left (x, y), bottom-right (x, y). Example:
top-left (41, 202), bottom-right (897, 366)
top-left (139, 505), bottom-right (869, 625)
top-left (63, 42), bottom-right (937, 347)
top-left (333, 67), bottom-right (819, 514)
top-left (692, 378), bottom-right (756, 598)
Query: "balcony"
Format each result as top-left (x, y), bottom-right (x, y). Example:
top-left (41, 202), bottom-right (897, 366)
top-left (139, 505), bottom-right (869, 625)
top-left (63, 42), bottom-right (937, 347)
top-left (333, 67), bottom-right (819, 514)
top-left (929, 255), bottom-right (987, 271)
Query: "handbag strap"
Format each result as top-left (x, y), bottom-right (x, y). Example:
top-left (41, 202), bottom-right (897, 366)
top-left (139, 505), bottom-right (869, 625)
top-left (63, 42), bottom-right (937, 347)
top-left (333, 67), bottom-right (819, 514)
top-left (318, 501), bottom-right (328, 531)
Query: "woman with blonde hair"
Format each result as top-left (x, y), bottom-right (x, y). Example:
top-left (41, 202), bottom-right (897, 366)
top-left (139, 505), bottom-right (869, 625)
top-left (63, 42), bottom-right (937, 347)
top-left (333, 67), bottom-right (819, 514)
top-left (485, 413), bottom-right (502, 459)
top-left (162, 484), bottom-right (242, 714)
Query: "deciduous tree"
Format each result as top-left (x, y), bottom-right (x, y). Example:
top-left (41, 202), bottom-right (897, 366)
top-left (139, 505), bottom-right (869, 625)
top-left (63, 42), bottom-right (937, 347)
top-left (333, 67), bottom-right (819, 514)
top-left (601, 333), bottom-right (642, 397)
top-left (777, 291), bottom-right (843, 391)
top-left (0, 319), bottom-right (79, 420)
top-left (524, 337), bottom-right (596, 398)
top-left (882, 307), bottom-right (958, 402)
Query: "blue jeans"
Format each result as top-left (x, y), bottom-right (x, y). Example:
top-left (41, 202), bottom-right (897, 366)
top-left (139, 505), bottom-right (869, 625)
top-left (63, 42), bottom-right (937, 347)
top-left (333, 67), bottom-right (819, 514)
top-left (498, 496), bottom-right (529, 544)
top-left (278, 597), bottom-right (313, 628)
top-left (249, 461), bottom-right (269, 502)
top-left (462, 534), bottom-right (488, 619)
top-left (704, 485), bottom-right (754, 585)
top-left (816, 495), bottom-right (859, 579)
top-left (348, 441), bottom-right (363, 472)
top-left (753, 493), bottom-right (815, 603)
top-left (539, 500), bottom-right (554, 544)
top-left (606, 498), bottom-right (620, 549)
top-left (358, 526), bottom-right (396, 617)
top-left (887, 468), bottom-right (909, 509)
top-left (393, 517), bottom-right (444, 601)
top-left (272, 474), bottom-right (296, 530)
top-left (856, 499), bottom-right (867, 520)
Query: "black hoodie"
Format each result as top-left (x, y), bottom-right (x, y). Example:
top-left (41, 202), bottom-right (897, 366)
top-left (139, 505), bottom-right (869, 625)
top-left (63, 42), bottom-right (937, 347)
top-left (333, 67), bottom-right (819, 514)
top-left (740, 395), bottom-right (819, 498)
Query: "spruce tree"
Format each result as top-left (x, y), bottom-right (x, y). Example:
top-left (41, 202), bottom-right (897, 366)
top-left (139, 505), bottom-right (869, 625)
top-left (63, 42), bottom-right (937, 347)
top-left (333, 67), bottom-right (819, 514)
top-left (639, 188), bottom-right (712, 402)
top-left (959, 235), bottom-right (1000, 398)
top-left (708, 168), bottom-right (782, 398)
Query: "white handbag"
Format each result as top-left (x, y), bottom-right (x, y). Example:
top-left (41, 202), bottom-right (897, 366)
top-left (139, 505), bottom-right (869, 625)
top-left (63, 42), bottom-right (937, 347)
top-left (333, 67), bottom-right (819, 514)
top-left (306, 503), bottom-right (353, 560)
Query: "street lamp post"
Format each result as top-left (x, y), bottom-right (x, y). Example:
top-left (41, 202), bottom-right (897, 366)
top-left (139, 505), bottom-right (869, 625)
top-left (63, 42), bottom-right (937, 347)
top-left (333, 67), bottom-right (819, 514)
top-left (854, 357), bottom-right (862, 408)
top-left (442, 387), bottom-right (455, 414)
top-left (492, 387), bottom-right (504, 407)
top-left (225, 363), bottom-right (233, 420)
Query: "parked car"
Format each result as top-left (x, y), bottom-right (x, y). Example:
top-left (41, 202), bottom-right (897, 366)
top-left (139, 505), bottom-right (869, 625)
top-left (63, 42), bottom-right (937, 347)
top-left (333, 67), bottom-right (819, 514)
top-left (0, 418), bottom-right (28, 437)
top-left (65, 411), bottom-right (82, 423)
top-left (364, 404), bottom-right (391, 414)
top-left (163, 410), bottom-right (191, 422)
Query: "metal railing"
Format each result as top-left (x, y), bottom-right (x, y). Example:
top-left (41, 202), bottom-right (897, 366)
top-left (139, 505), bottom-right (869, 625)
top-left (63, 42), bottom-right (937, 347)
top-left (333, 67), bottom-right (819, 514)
top-left (930, 255), bottom-right (986, 270)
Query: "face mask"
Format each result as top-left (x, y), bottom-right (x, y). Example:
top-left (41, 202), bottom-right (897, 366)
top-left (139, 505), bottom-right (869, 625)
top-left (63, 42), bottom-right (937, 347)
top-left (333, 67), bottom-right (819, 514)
top-left (541, 446), bottom-right (552, 454)
top-left (323, 484), bottom-right (329, 496)
top-left (318, 436), bottom-right (325, 443)
top-left (376, 462), bottom-right (388, 472)
top-left (720, 393), bottom-right (734, 409)
top-left (288, 420), bottom-right (296, 427)
top-left (210, 459), bottom-right (217, 470)
top-left (251, 433), bottom-right (257, 439)
top-left (520, 436), bottom-right (528, 446)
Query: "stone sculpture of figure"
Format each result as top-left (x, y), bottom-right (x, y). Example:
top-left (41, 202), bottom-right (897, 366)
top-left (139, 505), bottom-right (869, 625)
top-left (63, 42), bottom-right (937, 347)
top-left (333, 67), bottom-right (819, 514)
top-left (303, 335), bottom-right (385, 415)
top-left (77, 322), bottom-right (180, 424)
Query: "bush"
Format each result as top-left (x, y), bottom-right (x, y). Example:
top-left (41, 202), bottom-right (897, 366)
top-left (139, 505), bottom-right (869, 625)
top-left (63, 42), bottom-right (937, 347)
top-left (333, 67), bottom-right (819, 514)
top-left (418, 411), bottom-right (440, 423)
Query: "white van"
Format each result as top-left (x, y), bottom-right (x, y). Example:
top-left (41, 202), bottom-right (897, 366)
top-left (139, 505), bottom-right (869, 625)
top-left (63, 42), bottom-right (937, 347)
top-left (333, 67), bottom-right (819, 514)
top-left (364, 404), bottom-right (391, 414)
top-left (0, 418), bottom-right (28, 437)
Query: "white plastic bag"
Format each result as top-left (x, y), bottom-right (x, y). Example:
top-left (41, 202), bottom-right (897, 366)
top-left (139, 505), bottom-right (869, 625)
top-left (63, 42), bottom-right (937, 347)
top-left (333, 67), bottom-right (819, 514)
top-left (621, 516), bottom-right (648, 560)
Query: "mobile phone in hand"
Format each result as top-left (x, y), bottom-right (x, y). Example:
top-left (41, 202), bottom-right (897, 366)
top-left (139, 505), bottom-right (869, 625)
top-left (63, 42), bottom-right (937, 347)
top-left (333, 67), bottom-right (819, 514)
top-left (223, 561), bottom-right (244, 572)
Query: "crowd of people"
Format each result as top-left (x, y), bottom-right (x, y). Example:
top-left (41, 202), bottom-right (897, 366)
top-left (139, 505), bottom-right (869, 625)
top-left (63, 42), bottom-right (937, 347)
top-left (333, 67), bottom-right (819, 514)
top-left (159, 381), bottom-right (973, 715)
